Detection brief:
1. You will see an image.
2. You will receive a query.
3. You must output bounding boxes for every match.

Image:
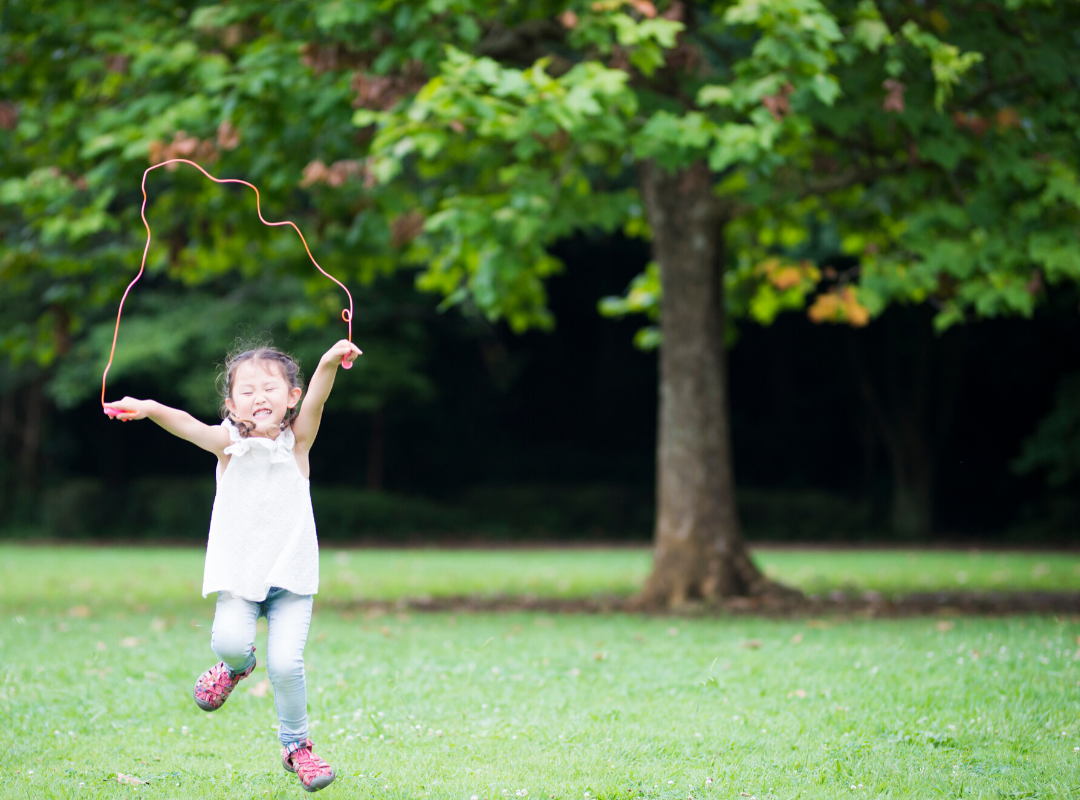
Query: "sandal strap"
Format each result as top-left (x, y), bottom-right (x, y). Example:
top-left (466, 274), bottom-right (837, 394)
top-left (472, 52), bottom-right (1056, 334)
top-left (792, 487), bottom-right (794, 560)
top-left (286, 740), bottom-right (333, 778)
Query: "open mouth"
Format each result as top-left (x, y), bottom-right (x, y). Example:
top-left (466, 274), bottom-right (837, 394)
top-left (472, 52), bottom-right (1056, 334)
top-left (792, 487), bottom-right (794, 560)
top-left (253, 408), bottom-right (272, 419)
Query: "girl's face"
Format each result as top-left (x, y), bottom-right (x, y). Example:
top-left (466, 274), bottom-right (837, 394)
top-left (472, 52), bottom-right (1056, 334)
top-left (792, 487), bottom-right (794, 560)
top-left (225, 360), bottom-right (302, 435)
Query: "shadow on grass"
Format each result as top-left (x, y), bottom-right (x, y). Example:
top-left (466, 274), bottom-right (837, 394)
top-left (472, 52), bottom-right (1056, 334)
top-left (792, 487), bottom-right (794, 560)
top-left (325, 589), bottom-right (1080, 617)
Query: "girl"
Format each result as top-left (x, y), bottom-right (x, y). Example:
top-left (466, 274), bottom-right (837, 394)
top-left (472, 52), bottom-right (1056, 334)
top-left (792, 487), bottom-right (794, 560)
top-left (105, 339), bottom-right (362, 793)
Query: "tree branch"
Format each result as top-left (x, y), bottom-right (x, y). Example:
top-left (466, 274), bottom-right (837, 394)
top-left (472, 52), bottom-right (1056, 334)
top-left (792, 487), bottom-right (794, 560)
top-left (475, 18), bottom-right (566, 66)
top-left (794, 161), bottom-right (912, 198)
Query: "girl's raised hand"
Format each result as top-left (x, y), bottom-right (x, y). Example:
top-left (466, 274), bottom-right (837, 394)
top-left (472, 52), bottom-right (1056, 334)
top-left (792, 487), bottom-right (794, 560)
top-left (103, 397), bottom-right (151, 421)
top-left (320, 339), bottom-right (363, 370)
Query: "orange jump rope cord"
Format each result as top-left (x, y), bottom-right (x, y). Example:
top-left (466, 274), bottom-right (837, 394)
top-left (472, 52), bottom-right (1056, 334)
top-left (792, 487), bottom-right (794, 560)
top-left (101, 158), bottom-right (355, 412)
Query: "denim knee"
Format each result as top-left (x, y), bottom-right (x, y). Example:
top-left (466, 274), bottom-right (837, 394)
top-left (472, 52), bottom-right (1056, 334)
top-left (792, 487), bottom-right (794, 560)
top-left (267, 652), bottom-right (304, 688)
top-left (211, 629), bottom-right (255, 666)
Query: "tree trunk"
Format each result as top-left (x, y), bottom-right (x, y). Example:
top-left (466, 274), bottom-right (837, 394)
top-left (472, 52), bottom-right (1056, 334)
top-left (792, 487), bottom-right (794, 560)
top-left (885, 409), bottom-right (935, 538)
top-left (849, 327), bottom-right (935, 539)
top-left (848, 308), bottom-right (965, 539)
top-left (633, 161), bottom-right (779, 609)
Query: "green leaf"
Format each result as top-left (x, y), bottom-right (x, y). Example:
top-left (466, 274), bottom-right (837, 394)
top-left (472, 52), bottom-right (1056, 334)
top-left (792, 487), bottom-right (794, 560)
top-left (808, 74), bottom-right (841, 105)
top-left (697, 85), bottom-right (735, 108)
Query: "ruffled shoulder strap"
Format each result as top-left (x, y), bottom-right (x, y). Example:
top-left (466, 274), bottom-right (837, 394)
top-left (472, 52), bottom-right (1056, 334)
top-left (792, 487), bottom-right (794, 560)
top-left (221, 418), bottom-right (242, 440)
top-left (222, 418), bottom-right (250, 457)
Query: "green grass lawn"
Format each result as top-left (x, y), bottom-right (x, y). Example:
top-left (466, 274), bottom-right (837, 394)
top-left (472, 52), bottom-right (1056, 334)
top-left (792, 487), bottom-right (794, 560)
top-left (1, 546), bottom-right (1077, 612)
top-left (0, 546), bottom-right (1078, 799)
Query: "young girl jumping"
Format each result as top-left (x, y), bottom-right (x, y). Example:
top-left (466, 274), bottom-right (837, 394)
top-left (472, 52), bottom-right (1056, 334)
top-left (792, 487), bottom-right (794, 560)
top-left (105, 338), bottom-right (361, 793)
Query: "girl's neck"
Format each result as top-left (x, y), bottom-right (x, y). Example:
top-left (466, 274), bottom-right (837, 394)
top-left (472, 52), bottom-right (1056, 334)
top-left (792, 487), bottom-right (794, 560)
top-left (235, 418), bottom-right (283, 440)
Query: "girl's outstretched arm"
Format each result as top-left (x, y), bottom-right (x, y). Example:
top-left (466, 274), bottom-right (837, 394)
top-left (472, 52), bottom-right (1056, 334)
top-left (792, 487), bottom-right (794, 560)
top-left (293, 339), bottom-right (362, 450)
top-left (103, 397), bottom-right (231, 456)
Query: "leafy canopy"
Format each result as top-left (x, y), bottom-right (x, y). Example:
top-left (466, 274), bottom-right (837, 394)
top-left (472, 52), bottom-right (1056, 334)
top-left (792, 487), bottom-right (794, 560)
top-left (354, 0), bottom-right (1080, 339)
top-left (0, 0), bottom-right (444, 409)
top-left (2, 0), bottom-right (1079, 407)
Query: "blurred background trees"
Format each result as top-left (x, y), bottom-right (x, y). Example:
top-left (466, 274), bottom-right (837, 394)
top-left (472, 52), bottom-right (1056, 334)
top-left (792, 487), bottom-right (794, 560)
top-left (2, 0), bottom-right (1079, 589)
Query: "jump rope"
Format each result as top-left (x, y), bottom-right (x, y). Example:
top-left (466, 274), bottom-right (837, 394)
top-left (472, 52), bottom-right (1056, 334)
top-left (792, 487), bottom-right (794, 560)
top-left (101, 158), bottom-right (355, 418)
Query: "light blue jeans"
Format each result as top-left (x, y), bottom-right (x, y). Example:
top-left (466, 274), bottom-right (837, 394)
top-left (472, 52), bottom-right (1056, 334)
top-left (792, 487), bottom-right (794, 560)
top-left (210, 587), bottom-right (313, 745)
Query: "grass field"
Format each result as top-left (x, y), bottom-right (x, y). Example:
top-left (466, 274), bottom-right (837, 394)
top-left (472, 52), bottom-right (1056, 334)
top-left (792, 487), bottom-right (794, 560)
top-left (1, 546), bottom-right (1078, 611)
top-left (1, 546), bottom-right (1078, 799)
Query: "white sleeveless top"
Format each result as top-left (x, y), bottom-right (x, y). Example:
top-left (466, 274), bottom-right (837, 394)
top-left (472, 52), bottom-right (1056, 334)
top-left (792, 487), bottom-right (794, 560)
top-left (202, 419), bottom-right (320, 601)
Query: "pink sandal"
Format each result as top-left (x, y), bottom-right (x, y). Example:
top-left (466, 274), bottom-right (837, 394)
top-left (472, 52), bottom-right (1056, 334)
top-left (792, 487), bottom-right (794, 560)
top-left (282, 739), bottom-right (335, 792)
top-left (192, 652), bottom-right (255, 711)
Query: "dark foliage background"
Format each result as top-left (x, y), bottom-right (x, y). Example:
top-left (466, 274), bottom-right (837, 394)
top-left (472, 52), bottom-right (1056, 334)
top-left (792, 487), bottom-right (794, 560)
top-left (12, 232), bottom-right (1079, 545)
top-left (4, 0), bottom-right (1080, 547)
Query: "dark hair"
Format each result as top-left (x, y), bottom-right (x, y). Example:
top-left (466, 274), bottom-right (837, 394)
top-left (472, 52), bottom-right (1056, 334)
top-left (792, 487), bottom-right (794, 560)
top-left (217, 346), bottom-right (305, 438)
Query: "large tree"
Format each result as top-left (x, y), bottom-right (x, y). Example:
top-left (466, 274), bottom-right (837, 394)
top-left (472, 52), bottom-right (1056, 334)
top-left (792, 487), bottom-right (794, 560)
top-left (353, 1), bottom-right (875, 603)
top-left (3, 1), bottom-right (1079, 604)
top-left (354, 0), bottom-right (1080, 602)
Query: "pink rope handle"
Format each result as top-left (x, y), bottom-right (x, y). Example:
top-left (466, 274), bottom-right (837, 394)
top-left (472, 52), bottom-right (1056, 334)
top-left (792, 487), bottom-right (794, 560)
top-left (101, 158), bottom-right (355, 416)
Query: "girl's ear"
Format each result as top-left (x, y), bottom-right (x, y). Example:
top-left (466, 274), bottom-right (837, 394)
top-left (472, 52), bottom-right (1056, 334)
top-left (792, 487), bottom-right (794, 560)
top-left (225, 396), bottom-right (237, 415)
top-left (287, 387), bottom-right (302, 408)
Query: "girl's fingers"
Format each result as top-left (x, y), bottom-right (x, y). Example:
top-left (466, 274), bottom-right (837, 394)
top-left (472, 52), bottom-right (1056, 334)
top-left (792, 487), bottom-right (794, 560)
top-left (337, 343), bottom-right (361, 370)
top-left (330, 342), bottom-right (362, 359)
top-left (104, 401), bottom-right (139, 420)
